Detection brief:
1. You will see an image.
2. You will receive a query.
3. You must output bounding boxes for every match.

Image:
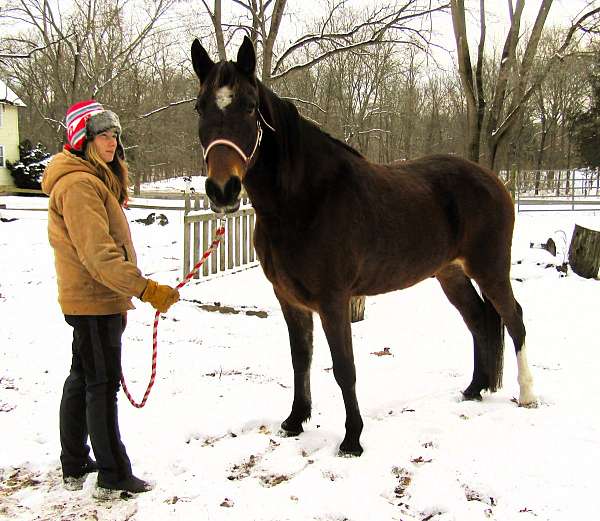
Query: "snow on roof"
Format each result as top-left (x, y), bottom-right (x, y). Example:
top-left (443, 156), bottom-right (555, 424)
top-left (0, 79), bottom-right (26, 107)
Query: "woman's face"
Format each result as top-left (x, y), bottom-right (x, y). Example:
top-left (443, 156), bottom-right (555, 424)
top-left (92, 130), bottom-right (118, 163)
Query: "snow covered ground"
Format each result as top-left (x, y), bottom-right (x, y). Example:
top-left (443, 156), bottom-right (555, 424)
top-left (1, 188), bottom-right (599, 521)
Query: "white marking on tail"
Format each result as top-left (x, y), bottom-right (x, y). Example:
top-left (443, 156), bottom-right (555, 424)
top-left (215, 86), bottom-right (234, 110)
top-left (517, 345), bottom-right (536, 406)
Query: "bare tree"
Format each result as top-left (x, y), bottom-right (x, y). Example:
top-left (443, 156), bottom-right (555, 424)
top-left (451, 0), bottom-right (600, 169)
top-left (198, 0), bottom-right (450, 85)
top-left (3, 0), bottom-right (175, 145)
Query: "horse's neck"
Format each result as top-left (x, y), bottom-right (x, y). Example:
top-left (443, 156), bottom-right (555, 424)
top-left (248, 92), bottom-right (357, 223)
top-left (244, 157), bottom-right (311, 230)
top-left (244, 178), bottom-right (279, 219)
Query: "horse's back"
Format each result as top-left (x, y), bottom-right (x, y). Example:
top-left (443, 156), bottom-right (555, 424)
top-left (345, 153), bottom-right (516, 292)
top-left (386, 154), bottom-right (514, 230)
top-left (390, 154), bottom-right (510, 203)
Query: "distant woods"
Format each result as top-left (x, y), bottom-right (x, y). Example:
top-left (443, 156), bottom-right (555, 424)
top-left (1, 0), bottom-right (599, 185)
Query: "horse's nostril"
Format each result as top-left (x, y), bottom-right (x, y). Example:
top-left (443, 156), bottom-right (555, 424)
top-left (205, 178), bottom-right (222, 205)
top-left (224, 176), bottom-right (242, 202)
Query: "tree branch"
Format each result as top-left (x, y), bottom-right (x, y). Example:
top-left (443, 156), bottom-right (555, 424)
top-left (271, 1), bottom-right (449, 77)
top-left (0, 34), bottom-right (72, 59)
top-left (138, 98), bottom-right (196, 119)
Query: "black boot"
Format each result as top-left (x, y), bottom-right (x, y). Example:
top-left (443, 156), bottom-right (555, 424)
top-left (63, 458), bottom-right (99, 491)
top-left (93, 475), bottom-right (153, 499)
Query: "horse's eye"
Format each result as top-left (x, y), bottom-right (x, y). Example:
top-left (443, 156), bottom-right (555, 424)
top-left (247, 102), bottom-right (257, 115)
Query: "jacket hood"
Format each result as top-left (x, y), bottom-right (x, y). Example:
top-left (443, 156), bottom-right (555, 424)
top-left (42, 148), bottom-right (97, 195)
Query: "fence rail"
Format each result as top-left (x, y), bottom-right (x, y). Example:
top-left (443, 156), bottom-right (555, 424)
top-left (515, 169), bottom-right (600, 212)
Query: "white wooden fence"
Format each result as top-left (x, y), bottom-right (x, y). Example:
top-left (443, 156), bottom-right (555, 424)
top-left (182, 192), bottom-right (257, 279)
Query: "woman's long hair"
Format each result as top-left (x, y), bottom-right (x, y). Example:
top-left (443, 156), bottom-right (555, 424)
top-left (85, 140), bottom-right (129, 205)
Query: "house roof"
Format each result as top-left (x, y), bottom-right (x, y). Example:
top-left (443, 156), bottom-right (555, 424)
top-left (0, 79), bottom-right (26, 107)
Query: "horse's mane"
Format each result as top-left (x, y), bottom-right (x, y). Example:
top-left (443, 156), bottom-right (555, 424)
top-left (319, 128), bottom-right (364, 159)
top-left (256, 79), bottom-right (366, 200)
top-left (212, 64), bottom-right (362, 162)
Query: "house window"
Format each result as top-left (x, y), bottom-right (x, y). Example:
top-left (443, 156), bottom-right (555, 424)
top-left (0, 145), bottom-right (4, 167)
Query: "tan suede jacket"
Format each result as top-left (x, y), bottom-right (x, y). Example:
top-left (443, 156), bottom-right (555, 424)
top-left (42, 149), bottom-right (148, 315)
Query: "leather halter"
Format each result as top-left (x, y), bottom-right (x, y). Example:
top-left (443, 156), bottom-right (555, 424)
top-left (202, 109), bottom-right (275, 165)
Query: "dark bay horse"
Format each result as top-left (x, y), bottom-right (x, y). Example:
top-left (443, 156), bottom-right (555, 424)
top-left (191, 36), bottom-right (536, 456)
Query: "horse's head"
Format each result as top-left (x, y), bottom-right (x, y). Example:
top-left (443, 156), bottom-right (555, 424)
top-left (191, 36), bottom-right (271, 213)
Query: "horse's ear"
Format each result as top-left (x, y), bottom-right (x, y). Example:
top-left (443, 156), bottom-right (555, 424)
top-left (236, 36), bottom-right (256, 77)
top-left (191, 38), bottom-right (215, 84)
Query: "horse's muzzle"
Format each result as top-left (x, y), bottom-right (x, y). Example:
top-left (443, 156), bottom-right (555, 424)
top-left (209, 201), bottom-right (240, 214)
top-left (205, 176), bottom-right (241, 214)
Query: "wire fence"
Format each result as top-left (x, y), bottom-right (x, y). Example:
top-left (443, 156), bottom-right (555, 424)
top-left (511, 169), bottom-right (600, 212)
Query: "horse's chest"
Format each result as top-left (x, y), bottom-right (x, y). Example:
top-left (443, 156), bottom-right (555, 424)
top-left (254, 233), bottom-right (315, 309)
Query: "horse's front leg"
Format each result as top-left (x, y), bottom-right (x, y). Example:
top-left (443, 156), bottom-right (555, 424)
top-left (275, 292), bottom-right (314, 437)
top-left (319, 297), bottom-right (363, 457)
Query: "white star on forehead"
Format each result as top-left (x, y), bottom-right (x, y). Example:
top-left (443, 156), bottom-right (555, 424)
top-left (215, 86), bottom-right (234, 110)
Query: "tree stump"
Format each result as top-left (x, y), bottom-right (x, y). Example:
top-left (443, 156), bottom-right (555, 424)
top-left (568, 224), bottom-right (600, 279)
top-left (350, 296), bottom-right (366, 323)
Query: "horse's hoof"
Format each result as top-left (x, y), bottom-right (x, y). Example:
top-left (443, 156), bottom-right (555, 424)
top-left (279, 421), bottom-right (303, 437)
top-left (278, 428), bottom-right (302, 437)
top-left (516, 396), bottom-right (539, 408)
top-left (461, 389), bottom-right (483, 401)
top-left (519, 401), bottom-right (538, 409)
top-left (337, 447), bottom-right (363, 458)
top-left (338, 441), bottom-right (363, 457)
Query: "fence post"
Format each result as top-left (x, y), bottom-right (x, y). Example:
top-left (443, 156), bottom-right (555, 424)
top-left (242, 211), bottom-right (249, 265)
top-left (193, 195), bottom-right (201, 278)
top-left (183, 215), bottom-right (191, 279)
top-left (219, 217), bottom-right (226, 271)
top-left (516, 169), bottom-right (520, 212)
top-left (249, 213), bottom-right (255, 262)
top-left (211, 219), bottom-right (218, 274)
top-left (235, 214), bottom-right (241, 267)
top-left (227, 216), bottom-right (234, 269)
top-left (202, 218), bottom-right (210, 276)
top-left (571, 170), bottom-right (575, 211)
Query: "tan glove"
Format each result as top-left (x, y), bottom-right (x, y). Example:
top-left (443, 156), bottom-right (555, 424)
top-left (140, 279), bottom-right (180, 313)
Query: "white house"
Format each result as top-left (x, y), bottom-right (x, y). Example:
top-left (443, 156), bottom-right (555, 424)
top-left (0, 79), bottom-right (26, 189)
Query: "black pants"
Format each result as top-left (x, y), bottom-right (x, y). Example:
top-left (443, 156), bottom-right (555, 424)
top-left (60, 314), bottom-right (132, 483)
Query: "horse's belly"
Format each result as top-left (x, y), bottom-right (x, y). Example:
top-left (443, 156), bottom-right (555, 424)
top-left (353, 250), bottom-right (448, 296)
top-left (355, 271), bottom-right (430, 296)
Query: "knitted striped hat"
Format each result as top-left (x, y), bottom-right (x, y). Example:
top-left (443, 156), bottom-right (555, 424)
top-left (65, 100), bottom-right (122, 153)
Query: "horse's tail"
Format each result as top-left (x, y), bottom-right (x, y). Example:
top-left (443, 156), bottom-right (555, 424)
top-left (483, 295), bottom-right (504, 392)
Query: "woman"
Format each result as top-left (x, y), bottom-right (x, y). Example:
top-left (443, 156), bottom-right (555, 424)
top-left (42, 100), bottom-right (179, 498)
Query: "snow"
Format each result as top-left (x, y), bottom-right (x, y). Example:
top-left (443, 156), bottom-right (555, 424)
top-left (1, 186), bottom-right (600, 521)
top-left (0, 79), bottom-right (26, 107)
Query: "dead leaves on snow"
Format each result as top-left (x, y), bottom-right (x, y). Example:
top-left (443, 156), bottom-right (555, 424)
top-left (0, 467), bottom-right (41, 499)
top-left (371, 346), bottom-right (393, 357)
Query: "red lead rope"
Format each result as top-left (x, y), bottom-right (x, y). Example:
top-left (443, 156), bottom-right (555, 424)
top-left (121, 223), bottom-right (226, 408)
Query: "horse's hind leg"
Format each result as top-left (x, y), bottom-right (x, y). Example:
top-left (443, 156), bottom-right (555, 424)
top-left (275, 291), bottom-right (314, 436)
top-left (436, 265), bottom-right (503, 400)
top-left (475, 276), bottom-right (536, 406)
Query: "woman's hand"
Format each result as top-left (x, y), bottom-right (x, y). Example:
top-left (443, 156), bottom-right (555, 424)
top-left (140, 279), bottom-right (180, 313)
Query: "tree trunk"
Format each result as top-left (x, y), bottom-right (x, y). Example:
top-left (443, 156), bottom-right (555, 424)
top-left (349, 296), bottom-right (366, 323)
top-left (133, 171), bottom-right (141, 196)
top-left (568, 224), bottom-right (600, 279)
